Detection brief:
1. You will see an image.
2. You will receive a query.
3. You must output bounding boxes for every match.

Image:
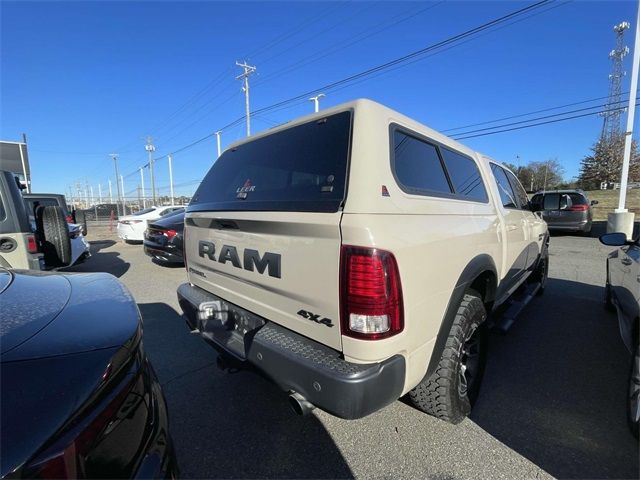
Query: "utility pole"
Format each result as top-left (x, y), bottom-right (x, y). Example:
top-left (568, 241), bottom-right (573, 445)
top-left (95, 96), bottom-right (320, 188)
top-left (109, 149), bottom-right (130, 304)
top-left (168, 154), bottom-right (175, 206)
top-left (108, 179), bottom-right (113, 203)
top-left (109, 153), bottom-right (122, 216)
top-left (120, 175), bottom-right (126, 214)
top-left (84, 179), bottom-right (90, 208)
top-left (90, 185), bottom-right (94, 206)
top-left (98, 184), bottom-right (102, 204)
top-left (139, 166), bottom-right (146, 208)
top-left (236, 61), bottom-right (256, 136)
top-left (610, 1), bottom-right (640, 237)
top-left (215, 131), bottom-right (222, 158)
top-left (309, 93), bottom-right (325, 113)
top-left (145, 136), bottom-right (157, 204)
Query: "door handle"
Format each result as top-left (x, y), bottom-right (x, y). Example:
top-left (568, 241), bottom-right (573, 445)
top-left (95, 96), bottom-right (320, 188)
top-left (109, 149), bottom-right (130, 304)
top-left (621, 258), bottom-right (633, 266)
top-left (507, 225), bottom-right (518, 232)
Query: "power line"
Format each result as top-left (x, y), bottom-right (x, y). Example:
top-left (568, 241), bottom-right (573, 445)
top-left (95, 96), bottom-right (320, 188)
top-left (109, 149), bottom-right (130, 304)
top-left (453, 103), bottom-right (637, 140)
top-left (97, 0), bottom-right (562, 182)
top-left (452, 98), bottom-right (634, 137)
top-left (250, 0), bottom-right (555, 118)
top-left (255, 1), bottom-right (446, 86)
top-left (442, 93), bottom-right (625, 132)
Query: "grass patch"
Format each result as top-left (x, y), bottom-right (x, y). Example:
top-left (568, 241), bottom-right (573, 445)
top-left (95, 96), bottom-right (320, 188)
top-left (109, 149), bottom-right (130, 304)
top-left (586, 189), bottom-right (640, 221)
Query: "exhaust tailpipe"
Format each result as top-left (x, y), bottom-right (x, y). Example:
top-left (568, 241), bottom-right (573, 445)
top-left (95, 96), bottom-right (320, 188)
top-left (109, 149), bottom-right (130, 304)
top-left (288, 392), bottom-right (315, 416)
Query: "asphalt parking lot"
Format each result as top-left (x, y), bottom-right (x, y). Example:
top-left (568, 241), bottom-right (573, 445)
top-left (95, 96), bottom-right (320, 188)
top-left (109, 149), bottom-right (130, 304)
top-left (66, 226), bottom-right (639, 479)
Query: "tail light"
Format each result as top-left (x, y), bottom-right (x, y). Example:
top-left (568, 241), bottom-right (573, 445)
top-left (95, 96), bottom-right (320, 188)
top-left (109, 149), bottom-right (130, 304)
top-left (183, 226), bottom-right (189, 271)
top-left (24, 341), bottom-right (143, 479)
top-left (65, 214), bottom-right (74, 224)
top-left (25, 375), bottom-right (137, 479)
top-left (340, 245), bottom-right (403, 340)
top-left (27, 234), bottom-right (38, 253)
top-left (567, 204), bottom-right (589, 212)
top-left (163, 229), bottom-right (178, 239)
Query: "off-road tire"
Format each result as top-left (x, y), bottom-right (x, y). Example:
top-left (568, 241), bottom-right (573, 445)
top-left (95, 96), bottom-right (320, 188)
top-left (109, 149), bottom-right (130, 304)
top-left (409, 291), bottom-right (487, 424)
top-left (36, 205), bottom-right (71, 267)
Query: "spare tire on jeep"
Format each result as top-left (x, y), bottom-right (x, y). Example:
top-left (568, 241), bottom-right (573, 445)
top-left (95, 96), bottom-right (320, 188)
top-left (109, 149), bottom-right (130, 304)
top-left (36, 205), bottom-right (72, 267)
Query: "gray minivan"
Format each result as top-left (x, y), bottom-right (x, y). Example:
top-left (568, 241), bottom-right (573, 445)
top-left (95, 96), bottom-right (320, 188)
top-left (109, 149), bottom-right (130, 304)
top-left (531, 189), bottom-right (597, 235)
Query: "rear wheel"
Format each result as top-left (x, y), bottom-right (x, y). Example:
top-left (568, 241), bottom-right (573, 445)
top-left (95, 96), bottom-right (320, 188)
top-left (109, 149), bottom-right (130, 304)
top-left (36, 205), bottom-right (72, 267)
top-left (409, 292), bottom-right (487, 424)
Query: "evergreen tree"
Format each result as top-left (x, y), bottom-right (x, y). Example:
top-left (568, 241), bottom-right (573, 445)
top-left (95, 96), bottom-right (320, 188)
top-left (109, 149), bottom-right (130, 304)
top-left (579, 134), bottom-right (640, 189)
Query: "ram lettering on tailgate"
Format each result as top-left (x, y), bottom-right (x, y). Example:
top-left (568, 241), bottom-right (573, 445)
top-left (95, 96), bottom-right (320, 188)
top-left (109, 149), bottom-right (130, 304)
top-left (198, 240), bottom-right (281, 278)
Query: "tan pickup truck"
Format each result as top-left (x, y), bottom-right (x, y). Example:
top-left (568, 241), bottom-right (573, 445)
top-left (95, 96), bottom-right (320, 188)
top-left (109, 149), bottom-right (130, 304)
top-left (178, 99), bottom-right (548, 423)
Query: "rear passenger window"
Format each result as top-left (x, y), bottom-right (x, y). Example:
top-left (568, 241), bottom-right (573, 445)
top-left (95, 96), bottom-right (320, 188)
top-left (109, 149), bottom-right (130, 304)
top-left (440, 148), bottom-right (488, 202)
top-left (504, 169), bottom-right (530, 210)
top-left (392, 130), bottom-right (451, 195)
top-left (490, 164), bottom-right (518, 209)
top-left (568, 193), bottom-right (588, 205)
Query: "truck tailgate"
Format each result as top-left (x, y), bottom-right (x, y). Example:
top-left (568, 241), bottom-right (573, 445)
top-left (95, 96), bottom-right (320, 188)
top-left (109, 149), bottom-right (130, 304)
top-left (185, 211), bottom-right (343, 351)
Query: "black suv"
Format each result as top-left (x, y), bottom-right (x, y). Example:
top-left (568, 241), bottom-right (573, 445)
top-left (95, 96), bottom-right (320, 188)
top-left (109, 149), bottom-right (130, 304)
top-left (530, 189), bottom-right (597, 235)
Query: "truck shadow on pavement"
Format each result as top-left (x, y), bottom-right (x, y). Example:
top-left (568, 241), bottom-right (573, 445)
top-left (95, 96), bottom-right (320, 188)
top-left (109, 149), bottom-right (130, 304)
top-left (138, 302), bottom-right (354, 479)
top-left (472, 278), bottom-right (639, 480)
top-left (64, 240), bottom-right (130, 277)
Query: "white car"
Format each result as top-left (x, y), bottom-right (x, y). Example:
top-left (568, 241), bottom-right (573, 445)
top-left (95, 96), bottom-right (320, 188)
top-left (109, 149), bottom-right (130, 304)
top-left (117, 206), bottom-right (183, 242)
top-left (68, 222), bottom-right (91, 266)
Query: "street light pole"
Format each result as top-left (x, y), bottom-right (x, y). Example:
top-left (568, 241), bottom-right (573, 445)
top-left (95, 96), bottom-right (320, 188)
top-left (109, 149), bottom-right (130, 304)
top-left (168, 154), bottom-right (175, 206)
top-left (309, 93), bottom-right (325, 112)
top-left (139, 167), bottom-right (146, 208)
top-left (109, 154), bottom-right (122, 216)
top-left (145, 137), bottom-right (157, 204)
top-left (215, 131), bottom-right (222, 158)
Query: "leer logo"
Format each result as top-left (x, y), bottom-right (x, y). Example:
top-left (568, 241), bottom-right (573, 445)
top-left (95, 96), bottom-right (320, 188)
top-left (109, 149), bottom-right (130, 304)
top-left (236, 178), bottom-right (256, 194)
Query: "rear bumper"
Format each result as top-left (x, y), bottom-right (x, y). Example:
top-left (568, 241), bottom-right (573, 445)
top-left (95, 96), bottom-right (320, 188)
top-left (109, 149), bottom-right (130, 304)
top-left (177, 283), bottom-right (405, 419)
top-left (144, 242), bottom-right (184, 264)
top-left (545, 218), bottom-right (591, 232)
top-left (117, 224), bottom-right (145, 241)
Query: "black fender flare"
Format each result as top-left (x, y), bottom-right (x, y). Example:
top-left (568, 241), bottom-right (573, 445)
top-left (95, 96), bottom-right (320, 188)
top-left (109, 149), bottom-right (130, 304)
top-left (425, 254), bottom-right (497, 378)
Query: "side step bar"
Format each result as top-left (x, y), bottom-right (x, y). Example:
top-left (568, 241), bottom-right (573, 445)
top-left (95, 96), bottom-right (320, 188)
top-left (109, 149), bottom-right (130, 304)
top-left (491, 280), bottom-right (542, 334)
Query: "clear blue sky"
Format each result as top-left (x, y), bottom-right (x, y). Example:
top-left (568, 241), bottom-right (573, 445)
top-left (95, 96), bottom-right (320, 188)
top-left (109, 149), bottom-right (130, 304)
top-left (1, 0), bottom-right (638, 198)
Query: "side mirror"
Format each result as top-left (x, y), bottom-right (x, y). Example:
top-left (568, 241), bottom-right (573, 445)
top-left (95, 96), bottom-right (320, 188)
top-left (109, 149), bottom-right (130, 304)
top-left (591, 200), bottom-right (599, 206)
top-left (599, 232), bottom-right (628, 246)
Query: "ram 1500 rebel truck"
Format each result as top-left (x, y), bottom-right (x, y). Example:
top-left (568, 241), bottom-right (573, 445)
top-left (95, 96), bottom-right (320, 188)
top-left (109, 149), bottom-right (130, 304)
top-left (177, 99), bottom-right (548, 423)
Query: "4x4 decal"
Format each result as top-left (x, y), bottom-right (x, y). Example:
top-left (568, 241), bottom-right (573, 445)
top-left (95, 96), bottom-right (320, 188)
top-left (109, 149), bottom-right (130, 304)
top-left (297, 309), bottom-right (334, 328)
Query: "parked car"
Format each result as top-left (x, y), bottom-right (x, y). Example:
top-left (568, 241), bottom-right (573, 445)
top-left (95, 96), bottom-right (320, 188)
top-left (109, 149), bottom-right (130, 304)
top-left (0, 269), bottom-right (178, 477)
top-left (23, 193), bottom-right (73, 223)
top-left (23, 193), bottom-right (91, 267)
top-left (144, 209), bottom-right (185, 265)
top-left (177, 99), bottom-right (548, 423)
top-left (117, 206), bottom-right (184, 243)
top-left (530, 189), bottom-right (597, 235)
top-left (0, 170), bottom-right (44, 270)
top-left (600, 231), bottom-right (640, 438)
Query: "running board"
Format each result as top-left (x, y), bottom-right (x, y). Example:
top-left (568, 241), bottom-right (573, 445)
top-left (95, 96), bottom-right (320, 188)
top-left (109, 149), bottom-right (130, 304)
top-left (491, 281), bottom-right (542, 334)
